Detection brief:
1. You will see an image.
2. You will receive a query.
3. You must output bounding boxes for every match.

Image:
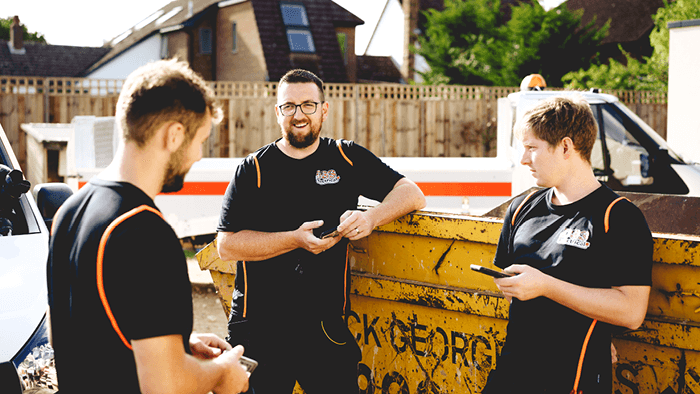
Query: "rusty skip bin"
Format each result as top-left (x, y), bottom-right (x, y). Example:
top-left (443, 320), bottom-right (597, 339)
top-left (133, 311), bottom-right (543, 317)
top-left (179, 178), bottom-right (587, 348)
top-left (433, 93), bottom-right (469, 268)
top-left (197, 195), bottom-right (700, 394)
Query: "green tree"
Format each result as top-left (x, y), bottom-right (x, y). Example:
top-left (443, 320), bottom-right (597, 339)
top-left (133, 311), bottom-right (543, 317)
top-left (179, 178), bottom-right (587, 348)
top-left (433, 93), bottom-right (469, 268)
top-left (415, 0), bottom-right (501, 85)
top-left (0, 16), bottom-right (47, 44)
top-left (563, 0), bottom-right (700, 91)
top-left (495, 2), bottom-right (608, 86)
top-left (414, 0), bottom-right (608, 86)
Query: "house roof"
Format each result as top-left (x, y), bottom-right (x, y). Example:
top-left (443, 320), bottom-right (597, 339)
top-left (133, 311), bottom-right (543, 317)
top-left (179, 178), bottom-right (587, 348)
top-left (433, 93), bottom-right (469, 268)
top-left (357, 55), bottom-right (403, 83)
top-left (87, 0), bottom-right (219, 74)
top-left (252, 0), bottom-right (363, 83)
top-left (566, 0), bottom-right (666, 45)
top-left (0, 40), bottom-right (110, 77)
top-left (88, 0), bottom-right (364, 82)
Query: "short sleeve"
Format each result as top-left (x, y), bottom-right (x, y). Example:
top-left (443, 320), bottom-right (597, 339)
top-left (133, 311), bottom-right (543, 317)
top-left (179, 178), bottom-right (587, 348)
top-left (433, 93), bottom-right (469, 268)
top-left (604, 200), bottom-right (653, 286)
top-left (102, 212), bottom-right (192, 343)
top-left (217, 156), bottom-right (258, 233)
top-left (345, 141), bottom-right (404, 202)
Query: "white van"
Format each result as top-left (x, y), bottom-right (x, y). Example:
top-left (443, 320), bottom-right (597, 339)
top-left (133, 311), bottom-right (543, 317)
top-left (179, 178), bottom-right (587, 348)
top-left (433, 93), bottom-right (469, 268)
top-left (0, 124), bottom-right (71, 392)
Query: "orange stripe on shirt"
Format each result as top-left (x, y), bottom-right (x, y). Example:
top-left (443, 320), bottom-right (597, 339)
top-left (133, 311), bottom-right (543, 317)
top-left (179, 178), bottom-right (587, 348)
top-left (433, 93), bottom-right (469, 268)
top-left (96, 205), bottom-right (164, 350)
top-left (604, 197), bottom-right (628, 233)
top-left (242, 261), bottom-right (248, 318)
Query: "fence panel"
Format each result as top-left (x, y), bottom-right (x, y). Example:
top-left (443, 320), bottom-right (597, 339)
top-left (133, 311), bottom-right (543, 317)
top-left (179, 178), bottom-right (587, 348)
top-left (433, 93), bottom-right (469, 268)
top-left (0, 77), bottom-right (669, 173)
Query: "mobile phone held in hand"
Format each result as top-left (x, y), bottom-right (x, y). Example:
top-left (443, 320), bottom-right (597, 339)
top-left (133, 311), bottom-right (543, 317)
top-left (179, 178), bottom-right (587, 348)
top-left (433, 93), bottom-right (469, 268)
top-left (319, 227), bottom-right (340, 239)
top-left (239, 355), bottom-right (258, 374)
top-left (470, 264), bottom-right (514, 279)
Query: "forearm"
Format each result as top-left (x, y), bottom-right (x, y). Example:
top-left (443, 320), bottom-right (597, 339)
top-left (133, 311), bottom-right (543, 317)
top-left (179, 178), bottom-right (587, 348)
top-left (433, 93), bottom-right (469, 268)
top-left (217, 230), bottom-right (299, 262)
top-left (134, 336), bottom-right (242, 394)
top-left (162, 354), bottom-right (225, 394)
top-left (365, 178), bottom-right (426, 228)
top-left (543, 277), bottom-right (650, 329)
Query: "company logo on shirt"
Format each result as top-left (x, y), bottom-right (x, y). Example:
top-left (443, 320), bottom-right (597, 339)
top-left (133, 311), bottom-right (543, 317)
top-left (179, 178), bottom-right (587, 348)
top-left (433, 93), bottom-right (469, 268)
top-left (557, 228), bottom-right (591, 249)
top-left (316, 169), bottom-right (340, 185)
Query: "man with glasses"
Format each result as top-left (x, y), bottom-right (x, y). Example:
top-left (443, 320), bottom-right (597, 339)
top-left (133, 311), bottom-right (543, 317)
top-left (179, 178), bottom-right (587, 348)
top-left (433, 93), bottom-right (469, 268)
top-left (216, 69), bottom-right (426, 393)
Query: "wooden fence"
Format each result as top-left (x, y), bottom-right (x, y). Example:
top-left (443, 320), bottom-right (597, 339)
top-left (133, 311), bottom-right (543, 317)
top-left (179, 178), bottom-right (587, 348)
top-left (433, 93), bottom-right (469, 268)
top-left (0, 76), bottom-right (669, 172)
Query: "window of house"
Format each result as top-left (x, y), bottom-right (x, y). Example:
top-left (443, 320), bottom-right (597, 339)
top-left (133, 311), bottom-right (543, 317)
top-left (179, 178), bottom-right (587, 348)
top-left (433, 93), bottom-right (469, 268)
top-left (160, 35), bottom-right (169, 59)
top-left (200, 27), bottom-right (212, 55)
top-left (280, 3), bottom-right (315, 53)
top-left (232, 22), bottom-right (238, 53)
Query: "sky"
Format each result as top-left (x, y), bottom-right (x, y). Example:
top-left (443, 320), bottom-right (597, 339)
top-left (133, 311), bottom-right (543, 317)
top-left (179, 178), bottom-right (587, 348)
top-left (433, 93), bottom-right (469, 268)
top-left (4, 0), bottom-right (566, 54)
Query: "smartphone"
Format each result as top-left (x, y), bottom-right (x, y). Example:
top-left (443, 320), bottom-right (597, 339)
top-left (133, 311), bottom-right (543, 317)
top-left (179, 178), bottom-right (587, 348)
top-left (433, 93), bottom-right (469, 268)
top-left (239, 355), bottom-right (258, 374)
top-left (470, 264), bottom-right (514, 279)
top-left (319, 227), bottom-right (340, 239)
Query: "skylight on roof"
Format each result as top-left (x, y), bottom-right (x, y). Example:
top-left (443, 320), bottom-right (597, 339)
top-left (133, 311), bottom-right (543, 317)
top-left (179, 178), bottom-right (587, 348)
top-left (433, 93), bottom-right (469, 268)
top-left (135, 10), bottom-right (165, 30)
top-left (156, 6), bottom-right (183, 26)
top-left (281, 4), bottom-right (309, 26)
top-left (112, 29), bottom-right (133, 45)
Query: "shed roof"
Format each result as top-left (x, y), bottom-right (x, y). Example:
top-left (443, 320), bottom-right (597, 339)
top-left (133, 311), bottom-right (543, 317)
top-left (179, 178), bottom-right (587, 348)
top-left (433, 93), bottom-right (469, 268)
top-left (0, 40), bottom-right (110, 77)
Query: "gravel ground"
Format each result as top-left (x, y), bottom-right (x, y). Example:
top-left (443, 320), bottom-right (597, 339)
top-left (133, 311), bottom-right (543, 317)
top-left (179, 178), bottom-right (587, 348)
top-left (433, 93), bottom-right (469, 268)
top-left (188, 255), bottom-right (229, 340)
top-left (192, 286), bottom-right (229, 340)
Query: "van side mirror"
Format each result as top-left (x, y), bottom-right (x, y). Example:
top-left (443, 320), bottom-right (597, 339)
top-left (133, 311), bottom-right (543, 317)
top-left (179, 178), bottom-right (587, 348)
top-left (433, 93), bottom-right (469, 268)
top-left (34, 183), bottom-right (73, 230)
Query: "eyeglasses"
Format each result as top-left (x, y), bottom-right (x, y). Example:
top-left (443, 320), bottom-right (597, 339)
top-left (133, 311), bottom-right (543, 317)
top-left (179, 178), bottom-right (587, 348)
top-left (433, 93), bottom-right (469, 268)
top-left (277, 101), bottom-right (322, 117)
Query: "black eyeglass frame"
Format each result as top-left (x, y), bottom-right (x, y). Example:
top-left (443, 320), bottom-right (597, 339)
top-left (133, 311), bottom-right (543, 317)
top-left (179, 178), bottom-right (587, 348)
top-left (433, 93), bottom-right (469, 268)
top-left (277, 101), bottom-right (323, 117)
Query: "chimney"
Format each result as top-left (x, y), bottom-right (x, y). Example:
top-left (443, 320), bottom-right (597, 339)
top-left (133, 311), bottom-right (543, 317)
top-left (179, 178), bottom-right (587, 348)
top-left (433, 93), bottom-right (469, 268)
top-left (10, 16), bottom-right (24, 51)
top-left (402, 0), bottom-right (418, 83)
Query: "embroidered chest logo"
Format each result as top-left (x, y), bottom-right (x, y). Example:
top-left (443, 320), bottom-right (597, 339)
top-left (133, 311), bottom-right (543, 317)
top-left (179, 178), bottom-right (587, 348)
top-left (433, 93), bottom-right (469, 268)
top-left (557, 228), bottom-right (591, 250)
top-left (316, 169), bottom-right (340, 185)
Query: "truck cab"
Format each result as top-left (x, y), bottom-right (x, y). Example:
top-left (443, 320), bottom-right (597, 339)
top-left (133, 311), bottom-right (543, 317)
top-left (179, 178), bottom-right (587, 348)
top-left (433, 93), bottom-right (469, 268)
top-left (0, 124), bottom-right (70, 392)
top-left (500, 90), bottom-right (700, 197)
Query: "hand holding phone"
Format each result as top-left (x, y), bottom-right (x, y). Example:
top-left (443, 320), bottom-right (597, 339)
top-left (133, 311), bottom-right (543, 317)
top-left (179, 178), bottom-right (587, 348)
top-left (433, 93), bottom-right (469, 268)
top-left (239, 355), bottom-right (258, 374)
top-left (470, 264), bottom-right (514, 279)
top-left (319, 227), bottom-right (340, 239)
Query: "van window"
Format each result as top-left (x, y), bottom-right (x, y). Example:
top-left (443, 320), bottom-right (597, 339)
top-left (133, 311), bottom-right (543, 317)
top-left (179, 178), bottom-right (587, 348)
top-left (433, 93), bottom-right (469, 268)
top-left (591, 104), bottom-right (652, 187)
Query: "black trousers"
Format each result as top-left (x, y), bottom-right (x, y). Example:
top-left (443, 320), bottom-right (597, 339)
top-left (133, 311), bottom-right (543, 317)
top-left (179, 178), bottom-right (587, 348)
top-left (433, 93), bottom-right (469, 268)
top-left (227, 315), bottom-right (362, 394)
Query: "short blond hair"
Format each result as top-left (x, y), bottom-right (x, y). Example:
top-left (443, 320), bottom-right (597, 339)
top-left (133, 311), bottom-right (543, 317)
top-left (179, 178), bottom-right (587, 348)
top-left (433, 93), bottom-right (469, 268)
top-left (515, 95), bottom-right (597, 163)
top-left (115, 59), bottom-right (222, 147)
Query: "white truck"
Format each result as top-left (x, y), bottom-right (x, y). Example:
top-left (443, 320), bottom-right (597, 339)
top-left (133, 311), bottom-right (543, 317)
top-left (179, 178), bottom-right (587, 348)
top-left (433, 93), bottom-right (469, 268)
top-left (503, 89), bottom-right (700, 199)
top-left (0, 123), bottom-right (71, 392)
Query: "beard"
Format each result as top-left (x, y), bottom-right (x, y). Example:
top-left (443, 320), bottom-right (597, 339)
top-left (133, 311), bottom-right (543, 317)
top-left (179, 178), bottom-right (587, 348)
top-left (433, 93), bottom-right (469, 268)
top-left (161, 146), bottom-right (188, 193)
top-left (283, 120), bottom-right (322, 149)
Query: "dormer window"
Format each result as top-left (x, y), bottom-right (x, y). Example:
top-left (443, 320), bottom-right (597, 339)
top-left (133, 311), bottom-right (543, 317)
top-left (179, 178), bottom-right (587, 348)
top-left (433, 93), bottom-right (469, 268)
top-left (280, 3), bottom-right (315, 53)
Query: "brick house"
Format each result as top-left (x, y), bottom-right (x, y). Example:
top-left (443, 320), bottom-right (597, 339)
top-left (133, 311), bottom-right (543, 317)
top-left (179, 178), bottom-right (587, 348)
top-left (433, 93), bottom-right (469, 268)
top-left (84, 0), bottom-right (399, 83)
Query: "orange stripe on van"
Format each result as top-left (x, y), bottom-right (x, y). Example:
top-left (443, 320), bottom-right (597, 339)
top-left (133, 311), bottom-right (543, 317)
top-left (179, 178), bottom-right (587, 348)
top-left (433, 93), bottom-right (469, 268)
top-left (96, 205), bottom-right (164, 350)
top-left (417, 182), bottom-right (511, 197)
top-left (82, 181), bottom-right (512, 197)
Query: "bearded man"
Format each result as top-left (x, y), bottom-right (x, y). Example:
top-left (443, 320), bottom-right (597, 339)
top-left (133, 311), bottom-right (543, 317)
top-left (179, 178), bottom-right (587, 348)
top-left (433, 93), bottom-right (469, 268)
top-left (48, 59), bottom-right (250, 394)
top-left (216, 69), bottom-right (426, 394)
